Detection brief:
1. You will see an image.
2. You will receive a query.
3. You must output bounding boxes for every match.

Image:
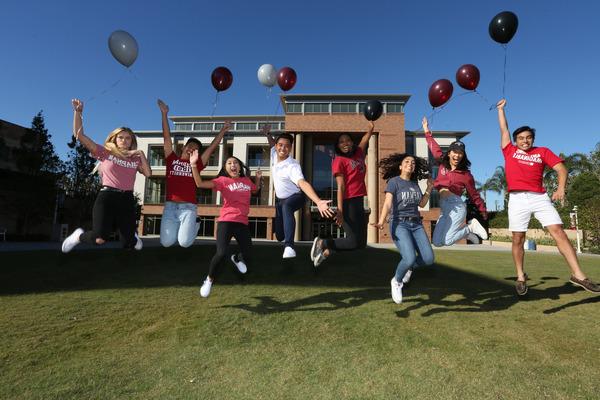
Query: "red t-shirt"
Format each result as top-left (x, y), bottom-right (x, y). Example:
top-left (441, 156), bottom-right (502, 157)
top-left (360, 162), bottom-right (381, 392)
top-left (331, 147), bottom-right (367, 199)
top-left (165, 152), bottom-right (205, 203)
top-left (502, 143), bottom-right (563, 193)
top-left (212, 176), bottom-right (256, 225)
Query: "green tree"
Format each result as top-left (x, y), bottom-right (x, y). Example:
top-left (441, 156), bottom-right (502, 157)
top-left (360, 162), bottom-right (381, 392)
top-left (579, 197), bottom-right (600, 253)
top-left (484, 166), bottom-right (508, 209)
top-left (16, 111), bottom-right (64, 175)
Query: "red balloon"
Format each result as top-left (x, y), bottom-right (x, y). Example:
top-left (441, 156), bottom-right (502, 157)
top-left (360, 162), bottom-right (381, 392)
top-left (456, 64), bottom-right (480, 91)
top-left (277, 67), bottom-right (297, 92)
top-left (428, 79), bottom-right (454, 108)
top-left (211, 66), bottom-right (233, 92)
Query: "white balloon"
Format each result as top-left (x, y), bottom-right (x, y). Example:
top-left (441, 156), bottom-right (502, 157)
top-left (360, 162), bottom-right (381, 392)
top-left (257, 64), bottom-right (277, 87)
top-left (108, 30), bottom-right (139, 68)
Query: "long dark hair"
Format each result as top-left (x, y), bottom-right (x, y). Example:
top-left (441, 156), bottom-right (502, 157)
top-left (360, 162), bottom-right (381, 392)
top-left (379, 153), bottom-right (430, 181)
top-left (218, 156), bottom-right (250, 178)
top-left (441, 151), bottom-right (471, 171)
top-left (334, 133), bottom-right (357, 158)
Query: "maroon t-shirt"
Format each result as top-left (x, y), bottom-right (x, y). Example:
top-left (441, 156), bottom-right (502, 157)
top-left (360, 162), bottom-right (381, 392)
top-left (166, 152), bottom-right (205, 203)
top-left (332, 147), bottom-right (367, 199)
top-left (212, 176), bottom-right (256, 225)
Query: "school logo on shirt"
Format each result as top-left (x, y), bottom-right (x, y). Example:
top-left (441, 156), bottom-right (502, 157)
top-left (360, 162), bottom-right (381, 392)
top-left (349, 159), bottom-right (365, 173)
top-left (107, 154), bottom-right (139, 169)
top-left (170, 159), bottom-right (192, 177)
top-left (513, 150), bottom-right (542, 166)
top-left (227, 182), bottom-right (252, 192)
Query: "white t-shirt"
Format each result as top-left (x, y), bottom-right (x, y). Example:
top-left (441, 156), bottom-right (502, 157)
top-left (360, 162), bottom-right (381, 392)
top-left (270, 146), bottom-right (304, 199)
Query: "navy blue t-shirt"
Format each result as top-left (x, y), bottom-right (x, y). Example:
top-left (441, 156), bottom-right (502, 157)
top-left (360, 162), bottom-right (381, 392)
top-left (384, 176), bottom-right (423, 220)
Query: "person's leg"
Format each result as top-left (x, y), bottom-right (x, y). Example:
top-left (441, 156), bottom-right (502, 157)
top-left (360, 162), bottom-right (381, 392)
top-left (432, 197), bottom-right (452, 247)
top-left (411, 223), bottom-right (435, 268)
top-left (232, 223), bottom-right (253, 269)
top-left (440, 197), bottom-right (469, 246)
top-left (508, 193), bottom-right (531, 283)
top-left (117, 192), bottom-right (137, 249)
top-left (281, 192), bottom-right (305, 248)
top-left (160, 202), bottom-right (179, 247)
top-left (391, 222), bottom-right (418, 282)
top-left (177, 203), bottom-right (199, 248)
top-left (545, 225), bottom-right (587, 280)
top-left (207, 222), bottom-right (235, 279)
top-left (80, 191), bottom-right (113, 245)
top-left (324, 197), bottom-right (365, 254)
top-left (274, 198), bottom-right (285, 242)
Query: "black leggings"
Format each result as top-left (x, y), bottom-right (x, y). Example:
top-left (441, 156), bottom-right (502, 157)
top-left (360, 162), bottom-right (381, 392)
top-left (208, 221), bottom-right (252, 279)
top-left (323, 196), bottom-right (367, 252)
top-left (80, 190), bottom-right (137, 249)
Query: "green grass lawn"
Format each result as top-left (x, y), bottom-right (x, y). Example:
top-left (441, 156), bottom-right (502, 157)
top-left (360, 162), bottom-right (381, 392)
top-left (1, 244), bottom-right (599, 399)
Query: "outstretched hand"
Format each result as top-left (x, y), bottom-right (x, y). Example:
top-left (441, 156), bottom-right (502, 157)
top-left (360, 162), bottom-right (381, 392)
top-left (496, 99), bottom-right (506, 109)
top-left (157, 99), bottom-right (169, 114)
top-left (316, 200), bottom-right (334, 218)
top-left (190, 149), bottom-right (199, 166)
top-left (72, 99), bottom-right (83, 112)
top-left (422, 117), bottom-right (429, 132)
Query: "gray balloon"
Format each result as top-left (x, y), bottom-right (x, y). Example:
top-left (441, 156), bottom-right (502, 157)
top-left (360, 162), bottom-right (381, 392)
top-left (108, 30), bottom-right (138, 68)
top-left (257, 64), bottom-right (277, 87)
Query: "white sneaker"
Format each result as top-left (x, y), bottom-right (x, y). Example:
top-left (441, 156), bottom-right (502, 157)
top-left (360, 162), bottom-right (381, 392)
top-left (283, 246), bottom-right (296, 259)
top-left (231, 254), bottom-right (247, 274)
top-left (61, 228), bottom-right (84, 253)
top-left (200, 277), bottom-right (213, 297)
top-left (134, 233), bottom-right (143, 250)
top-left (402, 269), bottom-right (413, 284)
top-left (391, 278), bottom-right (403, 304)
top-left (310, 237), bottom-right (320, 261)
top-left (468, 218), bottom-right (488, 240)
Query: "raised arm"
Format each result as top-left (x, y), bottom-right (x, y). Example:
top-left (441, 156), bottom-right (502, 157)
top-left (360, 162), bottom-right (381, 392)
top-left (551, 162), bottom-right (568, 203)
top-left (418, 178), bottom-right (434, 208)
top-left (252, 170), bottom-right (263, 195)
top-left (262, 124), bottom-right (276, 148)
top-left (190, 150), bottom-right (214, 189)
top-left (496, 99), bottom-right (511, 149)
top-left (200, 121), bottom-right (231, 166)
top-left (157, 99), bottom-right (173, 158)
top-left (71, 99), bottom-right (98, 154)
top-left (357, 121), bottom-right (375, 153)
top-left (372, 192), bottom-right (393, 230)
top-left (297, 179), bottom-right (334, 218)
top-left (423, 117), bottom-right (443, 162)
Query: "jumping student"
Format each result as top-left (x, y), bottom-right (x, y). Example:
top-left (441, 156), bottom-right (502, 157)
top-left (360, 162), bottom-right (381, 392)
top-left (422, 117), bottom-right (488, 246)
top-left (190, 151), bottom-right (262, 297)
top-left (157, 99), bottom-right (230, 248)
top-left (497, 98), bottom-right (599, 295)
top-left (263, 126), bottom-right (334, 259)
top-left (372, 153), bottom-right (434, 304)
top-left (310, 121), bottom-right (374, 267)
top-left (62, 99), bottom-right (151, 253)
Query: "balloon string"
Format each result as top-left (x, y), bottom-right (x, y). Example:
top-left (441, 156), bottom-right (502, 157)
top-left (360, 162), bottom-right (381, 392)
top-left (85, 68), bottom-right (129, 103)
top-left (502, 44), bottom-right (508, 98)
top-left (266, 87), bottom-right (272, 100)
top-left (211, 91), bottom-right (220, 117)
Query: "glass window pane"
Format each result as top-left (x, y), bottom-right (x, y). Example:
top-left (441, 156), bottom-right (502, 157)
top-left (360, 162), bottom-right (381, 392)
top-left (236, 122), bottom-right (256, 131)
top-left (287, 103), bottom-right (302, 113)
top-left (195, 123), bottom-right (213, 131)
top-left (149, 146), bottom-right (165, 166)
top-left (175, 123), bottom-right (192, 131)
top-left (144, 177), bottom-right (166, 204)
top-left (247, 145), bottom-right (270, 168)
top-left (214, 123), bottom-right (224, 131)
top-left (250, 177), bottom-right (270, 205)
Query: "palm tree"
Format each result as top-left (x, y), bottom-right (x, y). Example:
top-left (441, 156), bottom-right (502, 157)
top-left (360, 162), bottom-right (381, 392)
top-left (543, 152), bottom-right (592, 194)
top-left (484, 166), bottom-right (507, 209)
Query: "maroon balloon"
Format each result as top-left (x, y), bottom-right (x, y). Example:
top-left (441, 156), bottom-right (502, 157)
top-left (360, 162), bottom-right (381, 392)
top-left (456, 64), bottom-right (480, 91)
top-left (428, 79), bottom-right (454, 108)
top-left (277, 67), bottom-right (297, 92)
top-left (211, 66), bottom-right (233, 92)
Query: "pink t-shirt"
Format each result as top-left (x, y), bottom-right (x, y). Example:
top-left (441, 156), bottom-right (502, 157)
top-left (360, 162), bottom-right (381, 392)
top-left (94, 145), bottom-right (141, 191)
top-left (502, 143), bottom-right (563, 193)
top-left (165, 152), bottom-right (205, 203)
top-left (331, 147), bottom-right (367, 199)
top-left (212, 176), bottom-right (256, 225)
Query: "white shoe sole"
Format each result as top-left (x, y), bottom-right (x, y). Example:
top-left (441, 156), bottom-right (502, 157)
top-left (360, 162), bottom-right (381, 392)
top-left (310, 237), bottom-right (319, 261)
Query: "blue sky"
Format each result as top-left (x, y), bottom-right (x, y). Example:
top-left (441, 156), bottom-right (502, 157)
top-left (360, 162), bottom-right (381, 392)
top-left (1, 0), bottom-right (598, 210)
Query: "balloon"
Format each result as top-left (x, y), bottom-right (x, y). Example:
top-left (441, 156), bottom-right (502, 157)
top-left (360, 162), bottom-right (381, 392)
top-left (108, 30), bottom-right (138, 68)
top-left (489, 11), bottom-right (519, 44)
top-left (277, 67), bottom-right (297, 91)
top-left (456, 64), bottom-right (480, 91)
top-left (257, 64), bottom-right (277, 87)
top-left (428, 79), bottom-right (454, 108)
top-left (363, 100), bottom-right (383, 121)
top-left (211, 67), bottom-right (233, 92)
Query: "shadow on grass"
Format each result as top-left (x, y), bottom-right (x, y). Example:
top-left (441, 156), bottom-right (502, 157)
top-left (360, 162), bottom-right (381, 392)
top-left (1, 243), bottom-right (596, 315)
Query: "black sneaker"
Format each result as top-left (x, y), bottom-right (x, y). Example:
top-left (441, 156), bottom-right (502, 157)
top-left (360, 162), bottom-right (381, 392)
top-left (569, 276), bottom-right (600, 293)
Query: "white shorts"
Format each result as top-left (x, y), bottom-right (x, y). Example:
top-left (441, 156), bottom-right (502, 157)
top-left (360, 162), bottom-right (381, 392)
top-left (508, 192), bottom-right (563, 232)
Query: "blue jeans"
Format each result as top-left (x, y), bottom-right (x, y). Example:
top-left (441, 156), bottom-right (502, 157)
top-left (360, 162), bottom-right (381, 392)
top-left (432, 194), bottom-right (469, 247)
top-left (391, 220), bottom-right (435, 282)
top-left (274, 192), bottom-right (305, 248)
top-left (160, 201), bottom-right (199, 248)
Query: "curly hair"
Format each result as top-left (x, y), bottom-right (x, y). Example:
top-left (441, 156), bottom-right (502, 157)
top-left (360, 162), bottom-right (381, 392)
top-left (378, 153), bottom-right (430, 181)
top-left (218, 156), bottom-right (250, 178)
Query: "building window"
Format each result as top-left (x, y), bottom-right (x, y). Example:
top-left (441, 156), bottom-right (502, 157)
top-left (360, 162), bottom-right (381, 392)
top-left (214, 123), bottom-right (224, 131)
top-left (197, 185), bottom-right (217, 205)
top-left (358, 103), bottom-right (366, 113)
top-left (304, 103), bottom-right (329, 113)
top-left (312, 219), bottom-right (345, 239)
top-left (250, 177), bottom-right (270, 205)
top-left (386, 103), bottom-right (404, 113)
top-left (428, 145), bottom-right (448, 209)
top-left (236, 122), bottom-right (257, 131)
top-left (224, 143), bottom-right (234, 160)
top-left (194, 123), bottom-right (213, 131)
top-left (204, 150), bottom-right (218, 167)
top-left (247, 145), bottom-right (270, 167)
top-left (149, 146), bottom-right (165, 167)
top-left (248, 217), bottom-right (267, 238)
top-left (145, 177), bottom-right (166, 204)
top-left (331, 103), bottom-right (356, 113)
top-left (174, 123), bottom-right (192, 131)
top-left (405, 135), bottom-right (415, 156)
top-left (143, 215), bottom-right (161, 235)
top-left (258, 122), bottom-right (279, 130)
top-left (280, 122), bottom-right (285, 130)
top-left (286, 103), bottom-right (302, 113)
top-left (198, 216), bottom-right (215, 237)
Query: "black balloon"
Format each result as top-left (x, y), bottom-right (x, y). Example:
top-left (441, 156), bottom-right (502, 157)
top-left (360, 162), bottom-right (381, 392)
top-left (489, 11), bottom-right (519, 44)
top-left (363, 100), bottom-right (383, 121)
